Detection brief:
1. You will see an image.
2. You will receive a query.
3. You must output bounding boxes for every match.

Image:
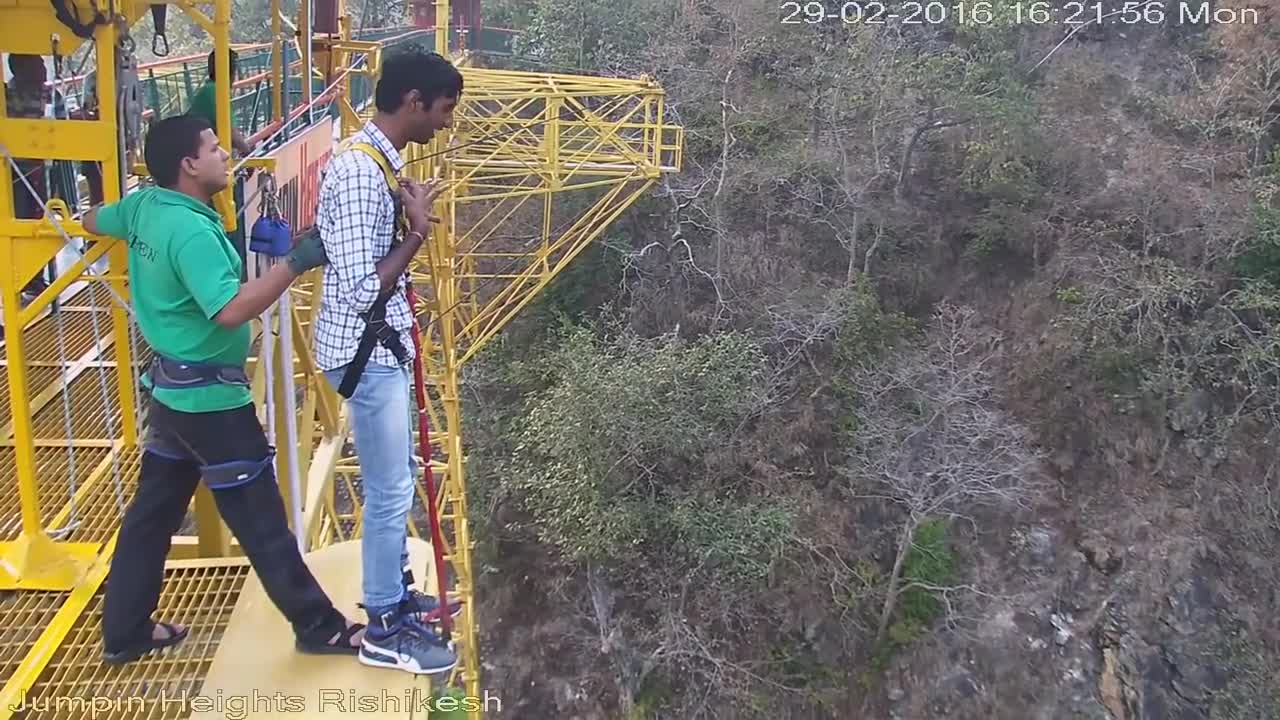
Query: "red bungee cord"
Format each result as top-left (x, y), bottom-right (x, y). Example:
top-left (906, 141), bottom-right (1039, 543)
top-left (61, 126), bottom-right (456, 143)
top-left (404, 281), bottom-right (456, 639)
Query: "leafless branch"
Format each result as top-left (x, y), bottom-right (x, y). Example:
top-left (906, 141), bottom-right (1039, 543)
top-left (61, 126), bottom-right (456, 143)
top-left (839, 302), bottom-right (1045, 647)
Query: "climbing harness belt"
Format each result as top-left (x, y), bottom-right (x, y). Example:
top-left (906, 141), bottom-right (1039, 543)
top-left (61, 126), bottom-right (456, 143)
top-left (333, 140), bottom-right (413, 399)
top-left (147, 355), bottom-right (251, 391)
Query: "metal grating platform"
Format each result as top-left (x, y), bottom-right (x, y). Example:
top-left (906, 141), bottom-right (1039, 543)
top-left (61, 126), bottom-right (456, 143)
top-left (17, 306), bottom-right (113, 365)
top-left (0, 446), bottom-right (112, 542)
top-left (55, 448), bottom-right (141, 545)
top-left (8, 561), bottom-right (251, 720)
top-left (0, 367), bottom-right (64, 432)
top-left (0, 590), bottom-right (70, 690)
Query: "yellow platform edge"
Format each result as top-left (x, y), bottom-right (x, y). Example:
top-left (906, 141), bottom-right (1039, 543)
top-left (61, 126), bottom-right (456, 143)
top-left (0, 533), bottom-right (101, 591)
top-left (190, 537), bottom-right (450, 720)
top-left (0, 534), bottom-right (117, 720)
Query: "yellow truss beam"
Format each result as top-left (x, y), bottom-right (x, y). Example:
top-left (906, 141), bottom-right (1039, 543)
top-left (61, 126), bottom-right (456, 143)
top-left (0, 0), bottom-right (683, 715)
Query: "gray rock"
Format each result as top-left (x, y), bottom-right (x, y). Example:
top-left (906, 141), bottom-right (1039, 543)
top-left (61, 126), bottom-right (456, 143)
top-left (1077, 533), bottom-right (1122, 575)
top-left (1167, 390), bottom-right (1211, 433)
top-left (1026, 526), bottom-right (1056, 567)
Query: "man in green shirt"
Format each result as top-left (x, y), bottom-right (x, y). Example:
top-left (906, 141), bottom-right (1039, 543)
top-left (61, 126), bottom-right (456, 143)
top-left (83, 114), bottom-right (363, 664)
top-left (186, 48), bottom-right (254, 156)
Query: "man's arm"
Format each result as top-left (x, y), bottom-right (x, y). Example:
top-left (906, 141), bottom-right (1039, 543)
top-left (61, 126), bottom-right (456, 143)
top-left (82, 196), bottom-right (133, 238)
top-left (175, 230), bottom-right (326, 328)
top-left (211, 262), bottom-right (297, 327)
top-left (372, 230), bottom-right (425, 289)
top-left (81, 205), bottom-right (107, 234)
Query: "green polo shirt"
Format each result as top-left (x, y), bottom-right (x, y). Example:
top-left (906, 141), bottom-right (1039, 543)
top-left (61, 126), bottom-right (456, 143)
top-left (187, 80), bottom-right (238, 136)
top-left (93, 186), bottom-right (251, 414)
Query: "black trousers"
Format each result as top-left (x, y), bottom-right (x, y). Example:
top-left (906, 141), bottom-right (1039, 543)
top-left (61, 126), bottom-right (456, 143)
top-left (101, 398), bottom-right (340, 653)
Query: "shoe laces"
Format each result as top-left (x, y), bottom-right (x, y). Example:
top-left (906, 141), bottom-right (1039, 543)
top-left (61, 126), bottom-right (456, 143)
top-left (401, 587), bottom-right (435, 609)
top-left (401, 613), bottom-right (448, 645)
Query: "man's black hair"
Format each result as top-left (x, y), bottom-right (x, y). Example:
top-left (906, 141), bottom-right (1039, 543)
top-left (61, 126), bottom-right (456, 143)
top-left (206, 47), bottom-right (239, 81)
top-left (7, 53), bottom-right (41, 75)
top-left (374, 46), bottom-right (463, 113)
top-left (145, 114), bottom-right (212, 188)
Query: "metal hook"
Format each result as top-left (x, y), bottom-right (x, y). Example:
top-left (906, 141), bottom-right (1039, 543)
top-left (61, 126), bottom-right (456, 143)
top-left (151, 4), bottom-right (169, 56)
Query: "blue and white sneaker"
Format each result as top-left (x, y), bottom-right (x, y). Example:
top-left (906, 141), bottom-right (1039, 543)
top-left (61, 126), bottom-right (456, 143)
top-left (400, 569), bottom-right (464, 624)
top-left (400, 587), bottom-right (464, 624)
top-left (359, 610), bottom-right (457, 675)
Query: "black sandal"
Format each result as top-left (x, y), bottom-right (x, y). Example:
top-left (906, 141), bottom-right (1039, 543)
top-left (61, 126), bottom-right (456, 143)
top-left (102, 621), bottom-right (189, 666)
top-left (296, 617), bottom-right (366, 655)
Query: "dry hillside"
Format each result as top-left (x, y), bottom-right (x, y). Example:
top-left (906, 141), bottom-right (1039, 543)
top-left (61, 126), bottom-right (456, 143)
top-left (456, 1), bottom-right (1280, 718)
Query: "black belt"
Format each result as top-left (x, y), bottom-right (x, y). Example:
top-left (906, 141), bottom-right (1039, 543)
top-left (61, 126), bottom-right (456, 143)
top-left (148, 354), bottom-right (250, 390)
top-left (336, 287), bottom-right (411, 399)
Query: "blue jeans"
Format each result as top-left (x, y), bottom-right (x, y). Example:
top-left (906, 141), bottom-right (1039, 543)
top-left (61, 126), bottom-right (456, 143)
top-left (324, 361), bottom-right (415, 611)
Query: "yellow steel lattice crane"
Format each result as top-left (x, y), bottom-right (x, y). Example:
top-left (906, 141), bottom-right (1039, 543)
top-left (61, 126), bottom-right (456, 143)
top-left (0, 0), bottom-right (682, 716)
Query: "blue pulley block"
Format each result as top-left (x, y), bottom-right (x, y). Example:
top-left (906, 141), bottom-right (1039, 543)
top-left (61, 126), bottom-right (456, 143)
top-left (249, 216), bottom-right (292, 257)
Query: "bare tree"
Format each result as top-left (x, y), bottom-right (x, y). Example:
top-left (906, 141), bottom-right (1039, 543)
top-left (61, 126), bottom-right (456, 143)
top-left (840, 302), bottom-right (1044, 648)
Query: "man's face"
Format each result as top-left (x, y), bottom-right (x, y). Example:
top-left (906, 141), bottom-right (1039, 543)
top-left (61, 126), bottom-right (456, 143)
top-left (184, 129), bottom-right (231, 193)
top-left (409, 92), bottom-right (457, 144)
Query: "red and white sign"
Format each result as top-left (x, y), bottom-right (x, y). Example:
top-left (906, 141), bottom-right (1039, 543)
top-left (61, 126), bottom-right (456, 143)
top-left (244, 116), bottom-right (334, 236)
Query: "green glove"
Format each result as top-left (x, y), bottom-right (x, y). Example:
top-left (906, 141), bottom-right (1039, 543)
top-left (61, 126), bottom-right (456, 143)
top-left (286, 228), bottom-right (329, 274)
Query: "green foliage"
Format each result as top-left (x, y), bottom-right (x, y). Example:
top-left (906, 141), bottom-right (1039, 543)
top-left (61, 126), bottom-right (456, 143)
top-left (1233, 205), bottom-right (1280, 286)
top-left (829, 279), bottom-right (918, 442)
top-left (499, 322), bottom-right (791, 589)
top-left (868, 519), bottom-right (956, 669)
top-left (513, 0), bottom-right (676, 71)
top-left (957, 87), bottom-right (1055, 264)
top-left (1211, 627), bottom-right (1280, 720)
top-left (629, 672), bottom-right (674, 720)
top-left (897, 519), bottom-right (955, 628)
top-left (669, 496), bottom-right (794, 586)
top-left (1088, 346), bottom-right (1149, 395)
top-left (526, 239), bottom-right (626, 327)
top-left (1055, 286), bottom-right (1085, 305)
top-left (419, 687), bottom-right (471, 719)
top-left (831, 278), bottom-right (918, 371)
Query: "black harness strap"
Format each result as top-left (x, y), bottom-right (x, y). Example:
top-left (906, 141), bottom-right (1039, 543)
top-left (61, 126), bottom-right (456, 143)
top-left (148, 354), bottom-right (251, 390)
top-left (336, 288), bottom-right (410, 399)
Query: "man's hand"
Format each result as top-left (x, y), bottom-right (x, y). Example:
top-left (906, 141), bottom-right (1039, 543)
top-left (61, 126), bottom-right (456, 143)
top-left (285, 229), bottom-right (329, 275)
top-left (397, 176), bottom-right (446, 232)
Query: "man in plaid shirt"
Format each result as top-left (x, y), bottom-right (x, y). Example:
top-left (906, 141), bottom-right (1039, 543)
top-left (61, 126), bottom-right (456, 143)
top-left (314, 46), bottom-right (463, 676)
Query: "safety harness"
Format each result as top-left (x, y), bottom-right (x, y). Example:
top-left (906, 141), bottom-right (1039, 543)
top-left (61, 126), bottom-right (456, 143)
top-left (146, 141), bottom-right (412, 399)
top-left (148, 355), bottom-right (251, 390)
top-left (333, 139), bottom-right (412, 399)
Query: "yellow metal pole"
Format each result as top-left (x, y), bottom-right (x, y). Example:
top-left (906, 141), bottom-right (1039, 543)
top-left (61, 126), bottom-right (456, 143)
top-left (272, 0), bottom-right (284, 122)
top-left (436, 0), bottom-right (449, 56)
top-left (301, 0), bottom-right (313, 107)
top-left (197, 0), bottom-right (236, 555)
top-left (0, 243), bottom-right (45, 541)
top-left (0, 245), bottom-right (100, 590)
top-left (337, 0), bottom-right (354, 137)
top-left (419, 132), bottom-right (483, 717)
top-left (93, 19), bottom-right (138, 447)
top-left (0, 26), bottom-right (105, 591)
top-left (212, 0), bottom-right (237, 233)
top-left (271, 318), bottom-right (298, 533)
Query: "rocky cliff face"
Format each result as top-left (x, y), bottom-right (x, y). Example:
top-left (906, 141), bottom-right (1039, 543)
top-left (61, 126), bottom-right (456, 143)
top-left (466, 2), bottom-right (1280, 717)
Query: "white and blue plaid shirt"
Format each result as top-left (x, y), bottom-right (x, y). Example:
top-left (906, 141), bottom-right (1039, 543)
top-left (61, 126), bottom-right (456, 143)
top-left (313, 121), bottom-right (415, 372)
